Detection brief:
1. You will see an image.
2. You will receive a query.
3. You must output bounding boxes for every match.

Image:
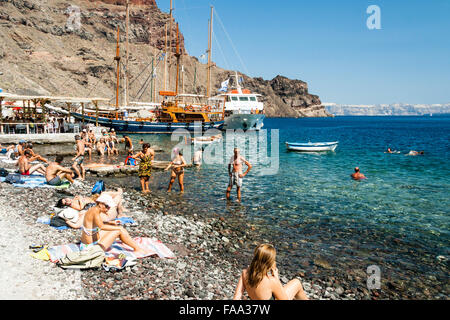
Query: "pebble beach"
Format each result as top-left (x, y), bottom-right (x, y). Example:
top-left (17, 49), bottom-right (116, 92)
top-left (0, 173), bottom-right (353, 300)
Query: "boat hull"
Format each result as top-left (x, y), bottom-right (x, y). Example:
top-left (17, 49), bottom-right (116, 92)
top-left (286, 142), bottom-right (338, 152)
top-left (72, 113), bottom-right (224, 133)
top-left (222, 114), bottom-right (265, 131)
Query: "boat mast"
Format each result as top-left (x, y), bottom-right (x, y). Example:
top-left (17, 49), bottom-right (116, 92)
top-left (125, 0), bottom-right (130, 107)
top-left (175, 23), bottom-right (181, 96)
top-left (168, 0), bottom-right (173, 91)
top-left (164, 23), bottom-right (168, 91)
top-left (206, 6), bottom-right (213, 98)
top-left (114, 26), bottom-right (121, 119)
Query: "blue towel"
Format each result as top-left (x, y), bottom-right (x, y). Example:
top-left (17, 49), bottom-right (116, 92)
top-left (116, 217), bottom-right (136, 225)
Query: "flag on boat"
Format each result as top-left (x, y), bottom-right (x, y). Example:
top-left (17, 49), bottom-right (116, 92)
top-left (219, 79), bottom-right (229, 92)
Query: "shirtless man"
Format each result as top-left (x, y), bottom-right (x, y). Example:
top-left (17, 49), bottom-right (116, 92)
top-left (14, 140), bottom-right (27, 157)
top-left (226, 148), bottom-right (252, 202)
top-left (25, 143), bottom-right (48, 163)
top-left (45, 155), bottom-right (74, 185)
top-left (122, 135), bottom-right (133, 153)
top-left (351, 167), bottom-right (367, 180)
top-left (17, 150), bottom-right (46, 176)
top-left (72, 135), bottom-right (86, 180)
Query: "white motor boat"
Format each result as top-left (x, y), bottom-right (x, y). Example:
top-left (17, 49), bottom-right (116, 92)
top-left (286, 141), bottom-right (338, 152)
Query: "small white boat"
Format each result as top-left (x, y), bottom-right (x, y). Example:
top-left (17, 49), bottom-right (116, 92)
top-left (286, 141), bottom-right (338, 152)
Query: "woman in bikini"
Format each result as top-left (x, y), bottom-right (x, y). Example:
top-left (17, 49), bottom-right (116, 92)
top-left (165, 148), bottom-right (187, 193)
top-left (80, 193), bottom-right (145, 255)
top-left (233, 244), bottom-right (309, 300)
top-left (131, 143), bottom-right (154, 193)
top-left (56, 188), bottom-right (127, 223)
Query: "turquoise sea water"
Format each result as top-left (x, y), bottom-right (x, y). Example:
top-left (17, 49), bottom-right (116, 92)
top-left (121, 116), bottom-right (449, 296)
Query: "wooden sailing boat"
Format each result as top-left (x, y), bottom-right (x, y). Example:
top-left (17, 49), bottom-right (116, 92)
top-left (72, 2), bottom-right (224, 133)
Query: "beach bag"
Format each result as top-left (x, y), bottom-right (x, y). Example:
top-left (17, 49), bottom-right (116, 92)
top-left (58, 245), bottom-right (105, 270)
top-left (91, 180), bottom-right (105, 195)
top-left (127, 158), bottom-right (136, 166)
top-left (0, 168), bottom-right (8, 177)
top-left (4, 174), bottom-right (24, 184)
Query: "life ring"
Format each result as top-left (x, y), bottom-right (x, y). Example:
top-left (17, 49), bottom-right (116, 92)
top-left (206, 106), bottom-right (212, 112)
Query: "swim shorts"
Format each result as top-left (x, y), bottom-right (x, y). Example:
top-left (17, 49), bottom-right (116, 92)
top-left (47, 176), bottom-right (62, 186)
top-left (1, 149), bottom-right (6, 154)
top-left (74, 156), bottom-right (84, 165)
top-left (228, 172), bottom-right (243, 188)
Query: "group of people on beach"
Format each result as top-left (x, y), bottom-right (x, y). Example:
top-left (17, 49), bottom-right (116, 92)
top-left (1, 129), bottom-right (311, 300)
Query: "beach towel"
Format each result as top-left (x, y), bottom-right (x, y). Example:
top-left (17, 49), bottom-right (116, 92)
top-left (0, 174), bottom-right (70, 189)
top-left (47, 237), bottom-right (175, 263)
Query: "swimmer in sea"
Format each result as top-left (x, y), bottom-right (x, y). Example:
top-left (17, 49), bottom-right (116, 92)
top-left (406, 150), bottom-right (424, 156)
top-left (351, 167), bottom-right (367, 180)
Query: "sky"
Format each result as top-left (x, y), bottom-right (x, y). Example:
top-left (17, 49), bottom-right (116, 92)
top-left (156, 0), bottom-right (450, 105)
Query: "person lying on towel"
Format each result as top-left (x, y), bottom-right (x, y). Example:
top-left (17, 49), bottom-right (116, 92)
top-left (79, 193), bottom-right (144, 255)
top-left (56, 188), bottom-right (128, 224)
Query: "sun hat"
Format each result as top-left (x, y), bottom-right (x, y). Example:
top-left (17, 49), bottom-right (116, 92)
top-left (96, 194), bottom-right (115, 209)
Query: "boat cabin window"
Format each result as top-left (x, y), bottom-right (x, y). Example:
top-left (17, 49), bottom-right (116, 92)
top-left (249, 96), bottom-right (257, 102)
top-left (239, 97), bottom-right (249, 101)
top-left (231, 96), bottom-right (238, 101)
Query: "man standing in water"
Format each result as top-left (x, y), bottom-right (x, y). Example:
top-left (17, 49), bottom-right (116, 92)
top-left (226, 147), bottom-right (252, 202)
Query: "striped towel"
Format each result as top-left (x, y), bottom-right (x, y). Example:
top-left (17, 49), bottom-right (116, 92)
top-left (47, 237), bottom-right (175, 263)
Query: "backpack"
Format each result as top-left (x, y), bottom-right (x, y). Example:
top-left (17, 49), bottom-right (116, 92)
top-left (91, 180), bottom-right (105, 195)
top-left (58, 245), bottom-right (105, 270)
top-left (5, 174), bottom-right (24, 184)
top-left (0, 168), bottom-right (8, 177)
top-left (127, 158), bottom-right (136, 166)
top-left (50, 216), bottom-right (69, 228)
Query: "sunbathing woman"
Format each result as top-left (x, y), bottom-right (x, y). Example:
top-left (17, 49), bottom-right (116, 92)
top-left (56, 188), bottom-right (127, 222)
top-left (80, 193), bottom-right (145, 255)
top-left (165, 148), bottom-right (187, 193)
top-left (233, 244), bottom-right (308, 300)
top-left (131, 143), bottom-right (154, 193)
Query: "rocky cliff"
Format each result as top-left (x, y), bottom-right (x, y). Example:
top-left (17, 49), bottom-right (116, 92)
top-left (0, 0), bottom-right (329, 118)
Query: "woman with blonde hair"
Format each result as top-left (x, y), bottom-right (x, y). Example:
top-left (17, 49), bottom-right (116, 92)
top-left (233, 244), bottom-right (308, 300)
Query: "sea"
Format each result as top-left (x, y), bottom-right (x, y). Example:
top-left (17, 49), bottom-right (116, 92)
top-left (39, 115), bottom-right (450, 297)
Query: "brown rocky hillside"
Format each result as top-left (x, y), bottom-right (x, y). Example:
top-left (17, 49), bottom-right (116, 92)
top-left (0, 0), bottom-right (330, 117)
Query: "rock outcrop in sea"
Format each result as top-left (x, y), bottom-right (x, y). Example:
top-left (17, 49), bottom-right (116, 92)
top-left (0, 0), bottom-right (329, 118)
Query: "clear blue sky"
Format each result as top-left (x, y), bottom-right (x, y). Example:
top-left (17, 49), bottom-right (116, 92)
top-left (156, 0), bottom-right (450, 105)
